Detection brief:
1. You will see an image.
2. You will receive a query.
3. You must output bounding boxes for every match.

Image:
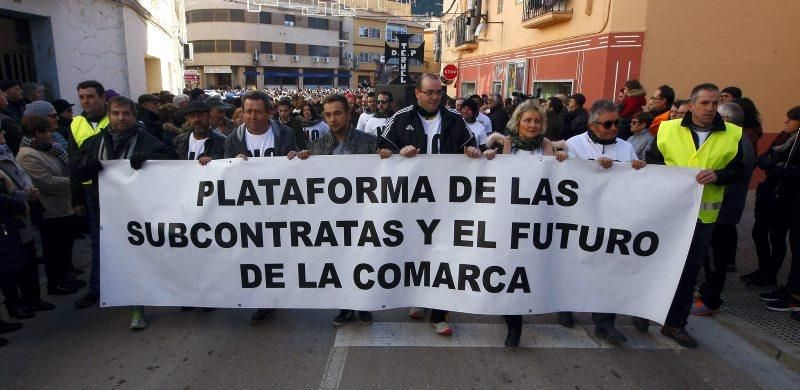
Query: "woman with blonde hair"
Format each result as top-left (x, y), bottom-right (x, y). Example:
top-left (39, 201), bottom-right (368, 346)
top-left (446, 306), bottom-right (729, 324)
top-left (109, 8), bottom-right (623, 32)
top-left (484, 98), bottom-right (567, 347)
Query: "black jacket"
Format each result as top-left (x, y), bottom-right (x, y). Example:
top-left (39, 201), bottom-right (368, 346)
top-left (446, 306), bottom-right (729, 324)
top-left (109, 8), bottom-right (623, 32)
top-left (0, 109), bottom-right (22, 155)
top-left (0, 179), bottom-right (27, 277)
top-left (71, 124), bottom-right (175, 207)
top-left (378, 104), bottom-right (476, 154)
top-left (488, 106), bottom-right (510, 134)
top-left (137, 108), bottom-right (163, 141)
top-left (172, 130), bottom-right (226, 160)
top-left (308, 127), bottom-right (377, 155)
top-left (277, 116), bottom-right (308, 150)
top-left (223, 120), bottom-right (298, 158)
top-left (561, 108), bottom-right (588, 141)
top-left (645, 112), bottom-right (744, 186)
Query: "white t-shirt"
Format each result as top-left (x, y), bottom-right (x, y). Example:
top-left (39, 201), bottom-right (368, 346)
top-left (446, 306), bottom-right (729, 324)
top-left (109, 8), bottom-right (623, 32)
top-left (465, 121), bottom-right (487, 149)
top-left (304, 121), bottom-right (330, 142)
top-left (364, 116), bottom-right (390, 137)
top-left (694, 130), bottom-right (711, 147)
top-left (245, 127), bottom-right (276, 158)
top-left (476, 112), bottom-right (492, 136)
top-left (187, 135), bottom-right (208, 160)
top-left (566, 132), bottom-right (639, 162)
top-left (356, 112), bottom-right (374, 131)
top-left (419, 112), bottom-right (442, 154)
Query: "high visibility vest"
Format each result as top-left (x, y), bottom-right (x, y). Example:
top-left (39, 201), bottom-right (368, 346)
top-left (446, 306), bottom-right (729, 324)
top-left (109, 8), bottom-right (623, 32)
top-left (656, 119), bottom-right (742, 223)
top-left (71, 115), bottom-right (109, 185)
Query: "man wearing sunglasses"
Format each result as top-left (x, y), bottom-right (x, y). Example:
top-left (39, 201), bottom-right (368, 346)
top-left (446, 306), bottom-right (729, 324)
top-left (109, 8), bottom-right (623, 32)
top-left (646, 83), bottom-right (744, 348)
top-left (364, 91), bottom-right (395, 138)
top-left (378, 73), bottom-right (479, 336)
top-left (562, 99), bottom-right (646, 345)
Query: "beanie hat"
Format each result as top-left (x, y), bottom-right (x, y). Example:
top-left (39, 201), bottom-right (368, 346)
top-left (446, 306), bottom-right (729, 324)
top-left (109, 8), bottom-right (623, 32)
top-left (23, 101), bottom-right (56, 117)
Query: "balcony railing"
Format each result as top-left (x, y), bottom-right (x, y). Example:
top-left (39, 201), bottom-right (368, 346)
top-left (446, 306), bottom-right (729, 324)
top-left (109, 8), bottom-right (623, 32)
top-left (522, 0), bottom-right (573, 29)
top-left (454, 11), bottom-right (478, 51)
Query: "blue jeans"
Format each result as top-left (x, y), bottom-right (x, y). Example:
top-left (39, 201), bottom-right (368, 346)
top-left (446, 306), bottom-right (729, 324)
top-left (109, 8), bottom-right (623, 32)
top-left (86, 191), bottom-right (100, 295)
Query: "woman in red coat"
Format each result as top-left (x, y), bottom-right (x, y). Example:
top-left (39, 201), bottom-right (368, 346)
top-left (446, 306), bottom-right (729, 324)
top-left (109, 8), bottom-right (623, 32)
top-left (620, 79), bottom-right (647, 118)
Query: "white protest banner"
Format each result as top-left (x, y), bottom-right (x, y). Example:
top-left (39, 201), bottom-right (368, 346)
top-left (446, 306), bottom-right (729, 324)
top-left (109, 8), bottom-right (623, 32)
top-left (99, 155), bottom-right (702, 323)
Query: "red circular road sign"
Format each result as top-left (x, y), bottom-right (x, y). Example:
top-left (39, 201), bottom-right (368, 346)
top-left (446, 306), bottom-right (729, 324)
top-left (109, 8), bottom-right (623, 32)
top-left (443, 64), bottom-right (458, 80)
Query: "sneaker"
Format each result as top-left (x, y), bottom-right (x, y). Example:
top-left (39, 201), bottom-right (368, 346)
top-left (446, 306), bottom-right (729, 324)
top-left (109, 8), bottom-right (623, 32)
top-left (505, 327), bottom-right (521, 347)
top-left (594, 324), bottom-right (627, 345)
top-left (765, 296), bottom-right (800, 312)
top-left (332, 310), bottom-right (353, 326)
top-left (759, 288), bottom-right (787, 302)
top-left (129, 309), bottom-right (148, 330)
top-left (357, 311), bottom-right (373, 325)
top-left (690, 298), bottom-right (719, 316)
top-left (433, 321), bottom-right (453, 335)
top-left (661, 325), bottom-right (697, 348)
top-left (250, 308), bottom-right (275, 324)
top-left (632, 316), bottom-right (650, 333)
top-left (75, 291), bottom-right (99, 309)
top-left (557, 312), bottom-right (575, 328)
top-left (739, 270), bottom-right (761, 282)
top-left (408, 307), bottom-right (425, 319)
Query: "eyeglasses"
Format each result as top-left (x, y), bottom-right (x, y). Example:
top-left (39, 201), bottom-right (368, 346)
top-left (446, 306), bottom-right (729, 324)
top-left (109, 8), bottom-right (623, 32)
top-left (377, 100), bottom-right (391, 104)
top-left (594, 120), bottom-right (620, 129)
top-left (418, 90), bottom-right (444, 97)
top-left (650, 96), bottom-right (662, 101)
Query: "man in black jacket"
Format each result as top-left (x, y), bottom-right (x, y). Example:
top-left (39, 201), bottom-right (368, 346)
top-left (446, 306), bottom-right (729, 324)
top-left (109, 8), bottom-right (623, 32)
top-left (487, 93), bottom-right (510, 134)
top-left (561, 93), bottom-right (589, 140)
top-left (72, 96), bottom-right (174, 331)
top-left (377, 73), bottom-right (480, 336)
top-left (172, 101), bottom-right (225, 163)
top-left (137, 94), bottom-right (163, 141)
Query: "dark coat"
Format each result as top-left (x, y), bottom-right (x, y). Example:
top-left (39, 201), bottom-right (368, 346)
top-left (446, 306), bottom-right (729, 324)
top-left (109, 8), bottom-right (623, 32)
top-left (137, 108), bottom-right (163, 141)
top-left (277, 116), bottom-right (308, 150)
top-left (487, 106), bottom-right (510, 134)
top-left (0, 109), bottom-right (23, 155)
top-left (223, 120), bottom-right (298, 158)
top-left (378, 104), bottom-right (476, 154)
top-left (172, 130), bottom-right (226, 160)
top-left (308, 128), bottom-right (377, 155)
top-left (0, 176), bottom-right (32, 276)
top-left (561, 108), bottom-right (588, 141)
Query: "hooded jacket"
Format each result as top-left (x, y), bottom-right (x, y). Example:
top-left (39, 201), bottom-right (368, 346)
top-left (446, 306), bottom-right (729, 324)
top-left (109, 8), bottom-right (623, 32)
top-left (378, 104), bottom-right (476, 154)
top-left (223, 120), bottom-right (298, 158)
top-left (620, 89), bottom-right (647, 118)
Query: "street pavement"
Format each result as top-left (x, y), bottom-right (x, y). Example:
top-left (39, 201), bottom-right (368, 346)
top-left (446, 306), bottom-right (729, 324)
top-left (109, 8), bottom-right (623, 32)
top-left (2, 193), bottom-right (800, 389)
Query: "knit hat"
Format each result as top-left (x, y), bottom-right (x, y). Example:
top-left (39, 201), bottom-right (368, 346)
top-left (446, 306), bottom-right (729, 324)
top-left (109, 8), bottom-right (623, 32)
top-left (51, 99), bottom-right (74, 114)
top-left (23, 101), bottom-right (56, 117)
top-left (104, 89), bottom-right (120, 101)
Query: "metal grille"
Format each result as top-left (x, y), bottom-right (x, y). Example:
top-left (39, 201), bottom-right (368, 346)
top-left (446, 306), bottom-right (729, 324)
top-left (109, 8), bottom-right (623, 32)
top-left (523, 0), bottom-right (571, 21)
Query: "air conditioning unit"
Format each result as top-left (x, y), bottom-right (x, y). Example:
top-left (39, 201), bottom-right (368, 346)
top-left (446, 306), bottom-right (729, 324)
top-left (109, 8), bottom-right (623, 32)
top-left (323, 57), bottom-right (330, 63)
top-left (291, 55), bottom-right (300, 62)
top-left (312, 56), bottom-right (321, 63)
top-left (183, 43), bottom-right (194, 61)
top-left (345, 52), bottom-right (353, 60)
top-left (268, 54), bottom-right (277, 61)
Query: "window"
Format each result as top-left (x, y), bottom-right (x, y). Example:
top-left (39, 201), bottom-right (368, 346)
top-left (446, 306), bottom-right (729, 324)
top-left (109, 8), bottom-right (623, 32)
top-left (185, 11), bottom-right (193, 23)
top-left (410, 34), bottom-right (423, 45)
top-left (212, 9), bottom-right (228, 22)
top-left (231, 40), bottom-right (246, 53)
top-left (215, 40), bottom-right (230, 52)
top-left (461, 82), bottom-right (477, 97)
top-left (194, 9), bottom-right (213, 23)
top-left (284, 14), bottom-right (295, 27)
top-left (531, 80), bottom-right (574, 99)
top-left (229, 9), bottom-right (245, 22)
top-left (285, 43), bottom-right (296, 55)
top-left (498, 0), bottom-right (504, 14)
top-left (386, 23), bottom-right (407, 42)
top-left (359, 27), bottom-right (369, 38)
top-left (192, 40), bottom-right (213, 53)
top-left (260, 41), bottom-right (272, 54)
top-left (259, 12), bottom-right (271, 24)
top-left (308, 45), bottom-right (330, 57)
top-left (492, 82), bottom-right (503, 95)
top-left (308, 17), bottom-right (328, 30)
top-left (369, 28), bottom-right (381, 39)
top-left (358, 53), bottom-right (382, 63)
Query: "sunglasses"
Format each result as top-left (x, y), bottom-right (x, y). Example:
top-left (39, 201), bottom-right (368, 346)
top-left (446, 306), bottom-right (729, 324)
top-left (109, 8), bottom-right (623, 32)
top-left (594, 120), bottom-right (620, 129)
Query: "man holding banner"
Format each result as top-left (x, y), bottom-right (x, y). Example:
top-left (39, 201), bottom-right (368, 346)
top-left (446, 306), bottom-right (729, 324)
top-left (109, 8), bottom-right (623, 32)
top-left (298, 94), bottom-right (378, 326)
top-left (647, 83), bottom-right (744, 348)
top-left (378, 73), bottom-right (479, 336)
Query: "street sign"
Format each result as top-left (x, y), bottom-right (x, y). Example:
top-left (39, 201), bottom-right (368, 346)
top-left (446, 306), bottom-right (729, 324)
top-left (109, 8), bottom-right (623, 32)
top-left (443, 64), bottom-right (458, 80)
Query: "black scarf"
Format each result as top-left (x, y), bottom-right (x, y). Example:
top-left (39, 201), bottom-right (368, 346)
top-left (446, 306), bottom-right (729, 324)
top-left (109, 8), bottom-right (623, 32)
top-left (22, 136), bottom-right (69, 173)
top-left (417, 105), bottom-right (438, 120)
top-left (510, 133), bottom-right (544, 152)
top-left (587, 130), bottom-right (616, 145)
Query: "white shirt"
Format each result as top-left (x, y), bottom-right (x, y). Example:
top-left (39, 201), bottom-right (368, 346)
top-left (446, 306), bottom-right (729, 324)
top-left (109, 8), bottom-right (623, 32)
top-left (476, 112), bottom-right (492, 136)
top-left (304, 121), bottom-right (330, 142)
top-left (419, 112), bottom-right (442, 154)
top-left (356, 112), bottom-right (375, 131)
top-left (364, 116), bottom-right (390, 137)
top-left (187, 135), bottom-right (207, 160)
top-left (694, 130), bottom-right (711, 147)
top-left (566, 132), bottom-right (639, 162)
top-left (465, 120), bottom-right (487, 149)
top-left (245, 127), bottom-right (276, 158)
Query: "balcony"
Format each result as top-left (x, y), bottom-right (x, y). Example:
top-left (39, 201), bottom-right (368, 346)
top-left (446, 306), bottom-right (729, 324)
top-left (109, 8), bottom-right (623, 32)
top-left (522, 0), bottom-right (573, 29)
top-left (454, 12), bottom-right (478, 52)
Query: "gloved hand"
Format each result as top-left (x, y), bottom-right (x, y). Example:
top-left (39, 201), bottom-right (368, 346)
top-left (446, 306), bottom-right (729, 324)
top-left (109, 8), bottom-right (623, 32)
top-left (77, 154), bottom-right (103, 178)
top-left (130, 154), bottom-right (148, 170)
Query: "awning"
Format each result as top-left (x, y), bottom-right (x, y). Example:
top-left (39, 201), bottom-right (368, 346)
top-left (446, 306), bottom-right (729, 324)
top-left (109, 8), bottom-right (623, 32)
top-left (303, 73), bottom-right (336, 78)
top-left (204, 65), bottom-right (232, 74)
top-left (264, 71), bottom-right (300, 77)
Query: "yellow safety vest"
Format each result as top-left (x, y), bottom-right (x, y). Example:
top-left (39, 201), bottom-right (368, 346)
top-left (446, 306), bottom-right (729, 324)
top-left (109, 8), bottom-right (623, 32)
top-left (71, 115), bottom-right (109, 185)
top-left (656, 119), bottom-right (742, 224)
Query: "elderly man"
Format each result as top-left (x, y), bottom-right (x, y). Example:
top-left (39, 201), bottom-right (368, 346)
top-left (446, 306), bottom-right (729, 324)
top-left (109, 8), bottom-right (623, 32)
top-left (563, 99), bottom-right (646, 345)
top-left (378, 73), bottom-right (479, 336)
top-left (0, 80), bottom-right (25, 120)
top-left (646, 83), bottom-right (744, 347)
top-left (72, 95), bottom-right (174, 328)
top-left (224, 90), bottom-right (299, 324)
top-left (692, 102), bottom-right (754, 316)
top-left (203, 95), bottom-right (236, 136)
top-left (487, 93), bottom-right (510, 133)
top-left (356, 91), bottom-right (377, 131)
top-left (293, 94), bottom-right (378, 326)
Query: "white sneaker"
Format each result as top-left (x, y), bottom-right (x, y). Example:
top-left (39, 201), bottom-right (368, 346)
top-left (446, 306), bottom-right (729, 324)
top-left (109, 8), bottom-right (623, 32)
top-left (130, 309), bottom-right (148, 330)
top-left (408, 307), bottom-right (425, 319)
top-left (433, 321), bottom-right (452, 335)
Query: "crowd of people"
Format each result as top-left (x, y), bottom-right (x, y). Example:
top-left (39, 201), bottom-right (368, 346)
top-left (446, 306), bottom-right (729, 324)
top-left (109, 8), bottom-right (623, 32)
top-left (0, 73), bottom-right (797, 349)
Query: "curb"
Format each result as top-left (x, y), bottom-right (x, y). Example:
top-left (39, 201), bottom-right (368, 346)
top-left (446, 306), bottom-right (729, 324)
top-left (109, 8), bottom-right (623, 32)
top-left (713, 311), bottom-right (800, 373)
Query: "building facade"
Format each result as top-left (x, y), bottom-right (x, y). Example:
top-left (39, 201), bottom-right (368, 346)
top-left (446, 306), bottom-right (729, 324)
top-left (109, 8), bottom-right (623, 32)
top-left (0, 0), bottom-right (186, 102)
top-left (441, 0), bottom-right (800, 145)
top-left (186, 0), bottom-right (347, 89)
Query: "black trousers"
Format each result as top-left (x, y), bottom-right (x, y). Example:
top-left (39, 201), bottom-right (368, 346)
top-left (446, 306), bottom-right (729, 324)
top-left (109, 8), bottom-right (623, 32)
top-left (40, 216), bottom-right (76, 288)
top-left (785, 208), bottom-right (800, 293)
top-left (0, 240), bottom-right (40, 309)
top-left (752, 210), bottom-right (790, 280)
top-left (699, 223), bottom-right (738, 309)
top-left (665, 222), bottom-right (715, 328)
